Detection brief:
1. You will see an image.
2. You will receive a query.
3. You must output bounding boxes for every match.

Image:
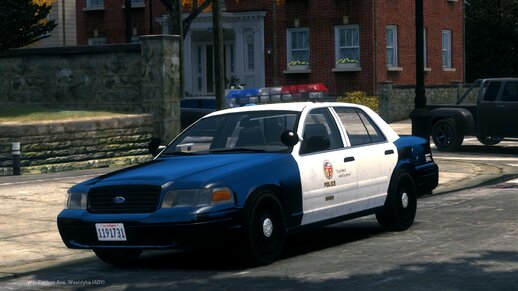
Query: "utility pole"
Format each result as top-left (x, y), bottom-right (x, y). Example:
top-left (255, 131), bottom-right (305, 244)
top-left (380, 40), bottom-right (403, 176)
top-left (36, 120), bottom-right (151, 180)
top-left (212, 0), bottom-right (225, 110)
top-left (410, 0), bottom-right (430, 139)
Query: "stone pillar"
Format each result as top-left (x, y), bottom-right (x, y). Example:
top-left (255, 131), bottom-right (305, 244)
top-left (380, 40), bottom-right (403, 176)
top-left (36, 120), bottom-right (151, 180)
top-left (141, 35), bottom-right (181, 142)
top-left (378, 81), bottom-right (393, 123)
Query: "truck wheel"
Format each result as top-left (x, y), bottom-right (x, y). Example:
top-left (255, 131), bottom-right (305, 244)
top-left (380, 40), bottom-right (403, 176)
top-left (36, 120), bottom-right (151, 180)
top-left (244, 191), bottom-right (286, 265)
top-left (476, 136), bottom-right (502, 146)
top-left (376, 169), bottom-right (417, 231)
top-left (93, 249), bottom-right (142, 266)
top-left (432, 118), bottom-right (464, 151)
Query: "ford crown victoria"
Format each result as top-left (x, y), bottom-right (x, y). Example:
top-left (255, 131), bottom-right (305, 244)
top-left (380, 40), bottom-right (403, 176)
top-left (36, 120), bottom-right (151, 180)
top-left (57, 102), bottom-right (439, 265)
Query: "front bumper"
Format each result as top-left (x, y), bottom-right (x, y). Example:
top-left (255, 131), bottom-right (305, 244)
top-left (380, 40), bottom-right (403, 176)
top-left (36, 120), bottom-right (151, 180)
top-left (57, 209), bottom-right (242, 250)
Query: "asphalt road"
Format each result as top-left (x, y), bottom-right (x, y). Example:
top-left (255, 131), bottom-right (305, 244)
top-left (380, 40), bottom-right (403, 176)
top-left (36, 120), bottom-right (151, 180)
top-left (1, 178), bottom-right (518, 291)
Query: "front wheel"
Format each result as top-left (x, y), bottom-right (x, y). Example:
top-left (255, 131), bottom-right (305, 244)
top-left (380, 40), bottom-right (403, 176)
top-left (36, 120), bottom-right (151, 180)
top-left (376, 170), bottom-right (417, 231)
top-left (432, 118), bottom-right (464, 151)
top-left (477, 136), bottom-right (502, 146)
top-left (244, 191), bottom-right (286, 265)
top-left (93, 249), bottom-right (142, 266)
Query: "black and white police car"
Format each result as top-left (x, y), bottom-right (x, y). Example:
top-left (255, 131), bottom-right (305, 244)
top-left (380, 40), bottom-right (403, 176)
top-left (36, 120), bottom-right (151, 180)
top-left (57, 102), bottom-right (438, 265)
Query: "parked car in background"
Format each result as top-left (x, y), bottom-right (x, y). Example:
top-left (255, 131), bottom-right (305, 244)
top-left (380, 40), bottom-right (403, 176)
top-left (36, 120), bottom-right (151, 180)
top-left (57, 102), bottom-right (438, 266)
top-left (428, 78), bottom-right (518, 151)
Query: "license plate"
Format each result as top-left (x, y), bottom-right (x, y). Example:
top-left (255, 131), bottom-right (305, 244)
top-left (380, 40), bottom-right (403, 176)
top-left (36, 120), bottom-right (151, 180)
top-left (95, 223), bottom-right (127, 241)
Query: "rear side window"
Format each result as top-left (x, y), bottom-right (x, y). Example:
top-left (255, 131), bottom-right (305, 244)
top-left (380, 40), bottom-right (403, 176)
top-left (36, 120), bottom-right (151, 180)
top-left (501, 82), bottom-right (518, 102)
top-left (483, 81), bottom-right (501, 101)
top-left (333, 107), bottom-right (386, 146)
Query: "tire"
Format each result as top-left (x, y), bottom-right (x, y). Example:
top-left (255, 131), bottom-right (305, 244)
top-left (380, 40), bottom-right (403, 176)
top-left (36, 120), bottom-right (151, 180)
top-left (376, 169), bottom-right (417, 231)
top-left (93, 249), bottom-right (142, 266)
top-left (243, 191), bottom-right (286, 265)
top-left (432, 118), bottom-right (464, 151)
top-left (476, 136), bottom-right (502, 146)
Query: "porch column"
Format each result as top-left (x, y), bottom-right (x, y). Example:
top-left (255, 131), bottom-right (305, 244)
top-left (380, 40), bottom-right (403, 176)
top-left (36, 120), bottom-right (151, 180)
top-left (183, 31), bottom-right (193, 96)
top-left (253, 28), bottom-right (265, 88)
top-left (234, 28), bottom-right (245, 87)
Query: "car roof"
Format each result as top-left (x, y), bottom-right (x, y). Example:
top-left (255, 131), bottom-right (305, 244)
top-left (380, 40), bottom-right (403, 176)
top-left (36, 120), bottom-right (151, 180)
top-left (204, 102), bottom-right (368, 117)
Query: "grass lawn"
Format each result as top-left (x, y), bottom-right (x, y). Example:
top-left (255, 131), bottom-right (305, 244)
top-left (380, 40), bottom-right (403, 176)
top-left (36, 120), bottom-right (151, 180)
top-left (0, 104), bottom-right (127, 124)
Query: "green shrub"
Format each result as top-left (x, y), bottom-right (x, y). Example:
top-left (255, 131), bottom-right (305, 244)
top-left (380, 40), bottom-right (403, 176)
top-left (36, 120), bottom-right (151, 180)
top-left (337, 91), bottom-right (379, 113)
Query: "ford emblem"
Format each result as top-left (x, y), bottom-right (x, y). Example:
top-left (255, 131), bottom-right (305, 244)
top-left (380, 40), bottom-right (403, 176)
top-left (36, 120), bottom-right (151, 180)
top-left (113, 196), bottom-right (126, 204)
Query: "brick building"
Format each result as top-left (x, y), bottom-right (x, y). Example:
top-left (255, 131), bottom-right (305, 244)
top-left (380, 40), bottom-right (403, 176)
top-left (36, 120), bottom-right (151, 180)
top-left (76, 0), bottom-right (464, 96)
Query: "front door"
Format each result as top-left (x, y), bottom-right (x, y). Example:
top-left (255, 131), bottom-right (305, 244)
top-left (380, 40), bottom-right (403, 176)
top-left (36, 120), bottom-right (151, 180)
top-left (479, 81), bottom-right (518, 137)
top-left (294, 108), bottom-right (358, 225)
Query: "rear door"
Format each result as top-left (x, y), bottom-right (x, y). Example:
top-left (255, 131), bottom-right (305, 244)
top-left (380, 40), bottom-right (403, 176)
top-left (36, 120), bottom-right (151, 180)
top-left (332, 107), bottom-right (397, 209)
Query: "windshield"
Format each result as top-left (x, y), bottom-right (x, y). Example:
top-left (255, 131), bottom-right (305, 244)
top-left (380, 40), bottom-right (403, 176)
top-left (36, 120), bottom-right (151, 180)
top-left (161, 110), bottom-right (300, 155)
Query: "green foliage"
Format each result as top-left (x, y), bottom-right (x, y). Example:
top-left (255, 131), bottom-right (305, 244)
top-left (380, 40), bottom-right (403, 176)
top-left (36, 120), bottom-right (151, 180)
top-left (336, 58), bottom-right (358, 64)
top-left (288, 60), bottom-right (309, 66)
top-left (0, 0), bottom-right (57, 50)
top-left (337, 91), bottom-right (379, 113)
top-left (465, 0), bottom-right (518, 81)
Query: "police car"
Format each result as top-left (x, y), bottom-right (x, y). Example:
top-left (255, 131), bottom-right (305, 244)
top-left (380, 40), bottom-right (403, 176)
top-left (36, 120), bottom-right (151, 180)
top-left (57, 102), bottom-right (438, 265)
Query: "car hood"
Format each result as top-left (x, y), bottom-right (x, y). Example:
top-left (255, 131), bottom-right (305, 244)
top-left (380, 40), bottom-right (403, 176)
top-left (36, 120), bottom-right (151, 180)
top-left (81, 153), bottom-right (289, 189)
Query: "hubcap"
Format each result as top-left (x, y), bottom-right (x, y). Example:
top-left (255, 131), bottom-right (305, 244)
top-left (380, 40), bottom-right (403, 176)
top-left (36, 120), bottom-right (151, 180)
top-left (262, 218), bottom-right (273, 238)
top-left (401, 192), bottom-right (409, 209)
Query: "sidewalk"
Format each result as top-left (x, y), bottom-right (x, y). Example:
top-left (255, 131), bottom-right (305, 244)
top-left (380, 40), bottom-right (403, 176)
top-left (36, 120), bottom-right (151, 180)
top-left (0, 120), bottom-right (515, 281)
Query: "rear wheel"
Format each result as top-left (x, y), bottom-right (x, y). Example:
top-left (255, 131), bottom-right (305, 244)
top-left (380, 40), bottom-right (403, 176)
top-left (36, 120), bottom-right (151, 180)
top-left (376, 169), bottom-right (417, 231)
top-left (244, 191), bottom-right (286, 265)
top-left (93, 249), bottom-right (142, 266)
top-left (432, 118), bottom-right (464, 151)
top-left (476, 136), bottom-right (502, 146)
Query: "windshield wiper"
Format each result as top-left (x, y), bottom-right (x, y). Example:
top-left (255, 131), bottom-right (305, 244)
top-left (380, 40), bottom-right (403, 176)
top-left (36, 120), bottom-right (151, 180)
top-left (209, 147), bottom-right (269, 153)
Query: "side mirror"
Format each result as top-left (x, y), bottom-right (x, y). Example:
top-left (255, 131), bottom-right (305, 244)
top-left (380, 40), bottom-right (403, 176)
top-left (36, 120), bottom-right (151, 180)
top-left (281, 130), bottom-right (299, 147)
top-left (148, 137), bottom-right (162, 157)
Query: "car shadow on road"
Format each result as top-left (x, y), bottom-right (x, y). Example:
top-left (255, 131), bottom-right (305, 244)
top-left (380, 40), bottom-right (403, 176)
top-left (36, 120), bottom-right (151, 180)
top-left (126, 219), bottom-right (386, 270)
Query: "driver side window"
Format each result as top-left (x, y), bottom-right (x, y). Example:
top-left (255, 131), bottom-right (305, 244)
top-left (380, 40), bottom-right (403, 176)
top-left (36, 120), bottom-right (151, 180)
top-left (300, 108), bottom-right (343, 155)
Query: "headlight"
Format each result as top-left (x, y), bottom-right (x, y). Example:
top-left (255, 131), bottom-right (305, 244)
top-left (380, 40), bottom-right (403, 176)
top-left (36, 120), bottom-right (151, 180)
top-left (161, 187), bottom-right (234, 208)
top-left (66, 192), bottom-right (87, 209)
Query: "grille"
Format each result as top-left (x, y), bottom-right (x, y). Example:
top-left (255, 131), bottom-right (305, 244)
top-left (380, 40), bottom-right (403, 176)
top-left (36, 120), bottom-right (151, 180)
top-left (87, 185), bottom-right (162, 214)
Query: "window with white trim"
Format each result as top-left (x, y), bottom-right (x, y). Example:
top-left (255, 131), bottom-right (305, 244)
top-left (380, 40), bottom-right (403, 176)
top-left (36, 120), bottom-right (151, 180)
top-left (442, 30), bottom-right (452, 68)
top-left (335, 25), bottom-right (360, 66)
top-left (386, 25), bottom-right (398, 67)
top-left (287, 28), bottom-right (310, 66)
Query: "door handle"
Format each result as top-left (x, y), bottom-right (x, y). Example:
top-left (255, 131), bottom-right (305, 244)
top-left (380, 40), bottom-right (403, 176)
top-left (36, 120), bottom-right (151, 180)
top-left (344, 156), bottom-right (355, 162)
top-left (385, 149), bottom-right (395, 155)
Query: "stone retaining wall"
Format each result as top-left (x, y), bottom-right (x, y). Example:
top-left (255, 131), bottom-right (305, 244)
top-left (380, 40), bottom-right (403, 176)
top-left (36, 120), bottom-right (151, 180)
top-left (0, 115), bottom-right (153, 175)
top-left (378, 82), bottom-right (466, 123)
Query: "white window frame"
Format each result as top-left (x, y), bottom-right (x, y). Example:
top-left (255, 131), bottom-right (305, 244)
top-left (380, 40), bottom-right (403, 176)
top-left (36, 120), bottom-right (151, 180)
top-left (386, 25), bottom-right (398, 67)
top-left (287, 28), bottom-right (310, 67)
top-left (334, 25), bottom-right (360, 67)
top-left (442, 30), bottom-right (452, 68)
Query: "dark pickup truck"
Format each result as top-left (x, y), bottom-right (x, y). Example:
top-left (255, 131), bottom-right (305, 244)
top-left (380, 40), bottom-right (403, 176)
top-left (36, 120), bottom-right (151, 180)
top-left (428, 78), bottom-right (518, 151)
